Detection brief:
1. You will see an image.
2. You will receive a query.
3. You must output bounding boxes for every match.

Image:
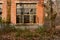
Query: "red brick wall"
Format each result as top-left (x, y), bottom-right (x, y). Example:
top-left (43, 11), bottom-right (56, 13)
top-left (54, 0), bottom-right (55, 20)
top-left (2, 0), bottom-right (7, 21)
top-left (36, 0), bottom-right (44, 25)
top-left (11, 0), bottom-right (16, 24)
top-left (2, 0), bottom-right (44, 25)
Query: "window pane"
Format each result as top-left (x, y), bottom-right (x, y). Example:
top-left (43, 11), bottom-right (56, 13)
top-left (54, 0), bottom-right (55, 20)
top-left (16, 15), bottom-right (22, 23)
top-left (17, 8), bottom-right (21, 14)
top-left (17, 4), bottom-right (20, 8)
top-left (24, 8), bottom-right (30, 14)
top-left (24, 15), bottom-right (29, 23)
top-left (33, 15), bottom-right (36, 23)
top-left (33, 8), bottom-right (36, 14)
top-left (30, 8), bottom-right (36, 14)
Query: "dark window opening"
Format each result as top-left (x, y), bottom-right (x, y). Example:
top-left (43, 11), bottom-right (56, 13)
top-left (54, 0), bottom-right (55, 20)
top-left (16, 15), bottom-right (22, 23)
top-left (24, 15), bottom-right (29, 23)
top-left (16, 15), bottom-right (20, 23)
top-left (0, 12), bottom-right (2, 15)
top-left (33, 15), bottom-right (36, 23)
top-left (0, 4), bottom-right (2, 18)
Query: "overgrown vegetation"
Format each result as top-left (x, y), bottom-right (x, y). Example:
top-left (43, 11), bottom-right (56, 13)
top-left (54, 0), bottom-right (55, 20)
top-left (0, 24), bottom-right (59, 40)
top-left (44, 0), bottom-right (57, 39)
top-left (0, 17), bottom-right (16, 35)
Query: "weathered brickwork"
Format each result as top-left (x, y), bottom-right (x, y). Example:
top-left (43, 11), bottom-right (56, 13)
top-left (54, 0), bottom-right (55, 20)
top-left (2, 0), bottom-right (7, 21)
top-left (2, 0), bottom-right (44, 25)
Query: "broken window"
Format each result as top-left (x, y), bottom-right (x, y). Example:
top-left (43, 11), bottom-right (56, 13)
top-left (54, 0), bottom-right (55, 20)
top-left (16, 3), bottom-right (36, 24)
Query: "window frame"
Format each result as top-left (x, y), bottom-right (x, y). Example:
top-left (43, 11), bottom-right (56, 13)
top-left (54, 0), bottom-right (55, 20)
top-left (16, 3), bottom-right (37, 24)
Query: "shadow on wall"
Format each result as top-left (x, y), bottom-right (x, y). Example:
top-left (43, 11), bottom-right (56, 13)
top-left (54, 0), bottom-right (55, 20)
top-left (44, 16), bottom-right (60, 27)
top-left (44, 17), bottom-right (50, 27)
top-left (55, 15), bottom-right (60, 26)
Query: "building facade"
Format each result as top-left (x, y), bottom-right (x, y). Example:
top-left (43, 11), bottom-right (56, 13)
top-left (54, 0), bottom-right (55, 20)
top-left (1, 0), bottom-right (44, 26)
